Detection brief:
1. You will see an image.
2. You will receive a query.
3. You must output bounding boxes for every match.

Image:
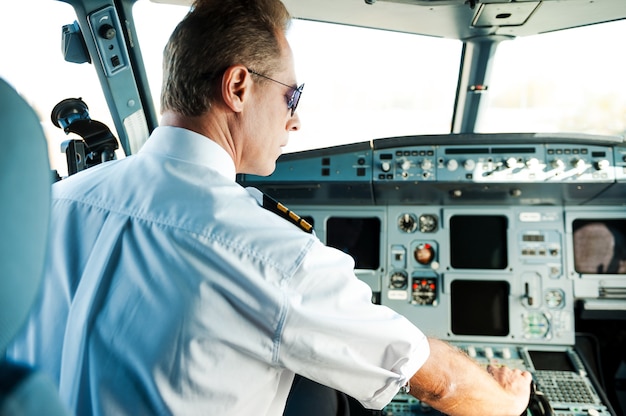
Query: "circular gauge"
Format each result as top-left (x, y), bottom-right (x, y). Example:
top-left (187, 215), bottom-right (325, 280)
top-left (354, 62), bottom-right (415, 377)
top-left (414, 243), bottom-right (435, 265)
top-left (389, 271), bottom-right (408, 289)
top-left (418, 214), bottom-right (438, 233)
top-left (522, 311), bottom-right (550, 339)
top-left (398, 213), bottom-right (418, 233)
top-left (545, 289), bottom-right (564, 309)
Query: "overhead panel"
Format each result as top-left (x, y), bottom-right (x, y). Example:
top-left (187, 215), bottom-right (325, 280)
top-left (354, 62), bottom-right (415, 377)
top-left (150, 0), bottom-right (626, 40)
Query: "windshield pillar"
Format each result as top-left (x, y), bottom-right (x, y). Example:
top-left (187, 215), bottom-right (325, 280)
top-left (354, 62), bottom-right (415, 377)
top-left (452, 35), bottom-right (512, 134)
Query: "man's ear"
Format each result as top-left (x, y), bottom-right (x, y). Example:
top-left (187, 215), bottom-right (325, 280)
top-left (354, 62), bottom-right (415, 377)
top-left (221, 65), bottom-right (251, 113)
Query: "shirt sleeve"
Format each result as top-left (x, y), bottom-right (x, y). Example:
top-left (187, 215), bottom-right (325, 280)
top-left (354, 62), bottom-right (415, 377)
top-left (277, 239), bottom-right (430, 410)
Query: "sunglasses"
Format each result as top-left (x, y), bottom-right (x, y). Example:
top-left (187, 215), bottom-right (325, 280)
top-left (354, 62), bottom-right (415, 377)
top-left (248, 68), bottom-right (304, 116)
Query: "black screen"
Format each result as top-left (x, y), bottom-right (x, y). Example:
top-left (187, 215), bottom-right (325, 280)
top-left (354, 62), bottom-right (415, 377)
top-left (450, 215), bottom-right (508, 269)
top-left (326, 217), bottom-right (380, 270)
top-left (451, 280), bottom-right (510, 336)
top-left (529, 350), bottom-right (576, 372)
top-left (573, 219), bottom-right (626, 274)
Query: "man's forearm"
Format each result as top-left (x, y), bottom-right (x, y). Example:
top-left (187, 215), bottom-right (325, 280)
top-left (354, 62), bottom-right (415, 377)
top-left (408, 338), bottom-right (532, 416)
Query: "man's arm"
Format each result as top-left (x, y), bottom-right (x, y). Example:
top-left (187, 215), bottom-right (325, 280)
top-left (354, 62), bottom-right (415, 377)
top-left (409, 338), bottom-right (532, 416)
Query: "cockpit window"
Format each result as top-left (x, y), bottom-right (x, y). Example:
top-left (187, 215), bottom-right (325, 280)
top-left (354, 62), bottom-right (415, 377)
top-left (134, 1), bottom-right (626, 151)
top-left (0, 0), bottom-right (116, 178)
top-left (480, 20), bottom-right (626, 138)
top-left (3, 0), bottom-right (623, 172)
top-left (132, 1), bottom-right (462, 154)
top-left (284, 20), bottom-right (462, 153)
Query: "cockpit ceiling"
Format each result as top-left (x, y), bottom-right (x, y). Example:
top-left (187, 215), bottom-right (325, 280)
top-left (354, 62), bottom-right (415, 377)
top-left (151, 0), bottom-right (626, 39)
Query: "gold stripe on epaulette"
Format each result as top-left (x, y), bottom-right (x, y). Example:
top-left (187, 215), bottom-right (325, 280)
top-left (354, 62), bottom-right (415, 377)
top-left (299, 219), bottom-right (313, 232)
top-left (277, 202), bottom-right (288, 214)
top-left (260, 192), bottom-right (313, 234)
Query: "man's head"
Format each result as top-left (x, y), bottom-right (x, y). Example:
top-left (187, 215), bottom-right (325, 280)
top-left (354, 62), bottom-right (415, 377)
top-left (161, 0), bottom-right (291, 117)
top-left (160, 0), bottom-right (301, 176)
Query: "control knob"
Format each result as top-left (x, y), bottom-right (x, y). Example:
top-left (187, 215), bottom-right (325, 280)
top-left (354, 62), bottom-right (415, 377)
top-left (398, 213), bottom-right (418, 233)
top-left (525, 158), bottom-right (539, 169)
top-left (595, 159), bottom-right (610, 170)
top-left (484, 347), bottom-right (494, 359)
top-left (446, 159), bottom-right (458, 171)
top-left (463, 159), bottom-right (475, 171)
top-left (418, 214), bottom-right (438, 233)
top-left (414, 243), bottom-right (435, 265)
top-left (421, 159), bottom-right (433, 170)
top-left (505, 157), bottom-right (518, 169)
top-left (381, 161), bottom-right (391, 172)
top-left (572, 158), bottom-right (587, 170)
top-left (466, 346), bottom-right (477, 358)
top-left (389, 271), bottom-right (408, 289)
top-left (550, 159), bottom-right (565, 170)
top-left (98, 23), bottom-right (116, 40)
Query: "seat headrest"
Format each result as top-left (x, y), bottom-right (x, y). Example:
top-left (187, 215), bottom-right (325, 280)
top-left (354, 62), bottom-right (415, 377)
top-left (0, 79), bottom-right (51, 353)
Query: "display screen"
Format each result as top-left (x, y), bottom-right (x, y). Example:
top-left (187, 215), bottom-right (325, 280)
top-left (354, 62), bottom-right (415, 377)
top-left (449, 215), bottom-right (508, 269)
top-left (326, 217), bottom-right (381, 270)
top-left (529, 350), bottom-right (576, 372)
top-left (523, 234), bottom-right (545, 242)
top-left (450, 280), bottom-right (510, 336)
top-left (573, 219), bottom-right (626, 274)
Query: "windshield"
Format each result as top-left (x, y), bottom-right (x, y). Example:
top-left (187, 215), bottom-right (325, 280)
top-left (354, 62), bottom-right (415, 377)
top-left (481, 20), bottom-right (626, 137)
top-left (1, 0), bottom-right (625, 174)
top-left (134, 1), bottom-right (626, 150)
top-left (133, 1), bottom-right (462, 153)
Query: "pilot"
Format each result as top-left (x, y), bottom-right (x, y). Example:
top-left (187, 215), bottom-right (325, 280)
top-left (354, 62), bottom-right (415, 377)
top-left (7, 0), bottom-right (532, 414)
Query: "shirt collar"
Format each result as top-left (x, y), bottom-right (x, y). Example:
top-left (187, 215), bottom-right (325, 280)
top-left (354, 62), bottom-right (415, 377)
top-left (139, 126), bottom-right (236, 181)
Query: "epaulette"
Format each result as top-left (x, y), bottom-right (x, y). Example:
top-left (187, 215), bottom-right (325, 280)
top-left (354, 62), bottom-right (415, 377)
top-left (262, 193), bottom-right (313, 234)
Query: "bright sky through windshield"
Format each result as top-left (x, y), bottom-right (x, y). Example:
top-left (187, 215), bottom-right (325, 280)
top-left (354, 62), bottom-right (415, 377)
top-left (1, 0), bottom-right (625, 175)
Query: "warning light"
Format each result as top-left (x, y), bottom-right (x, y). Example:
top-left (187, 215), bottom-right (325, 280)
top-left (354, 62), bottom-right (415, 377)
top-left (469, 84), bottom-right (488, 92)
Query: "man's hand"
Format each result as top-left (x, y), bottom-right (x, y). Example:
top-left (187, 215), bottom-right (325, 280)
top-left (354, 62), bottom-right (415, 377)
top-left (487, 364), bottom-right (533, 414)
top-left (410, 338), bottom-right (534, 416)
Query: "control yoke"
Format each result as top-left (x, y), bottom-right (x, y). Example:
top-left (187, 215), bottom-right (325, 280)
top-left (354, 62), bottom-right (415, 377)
top-left (51, 97), bottom-right (118, 176)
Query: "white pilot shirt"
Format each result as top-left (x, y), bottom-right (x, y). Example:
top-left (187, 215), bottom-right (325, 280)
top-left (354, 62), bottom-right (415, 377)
top-left (8, 126), bottom-right (429, 415)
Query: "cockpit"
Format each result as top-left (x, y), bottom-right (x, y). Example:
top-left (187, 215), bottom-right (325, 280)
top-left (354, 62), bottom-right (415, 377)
top-left (1, 0), bottom-right (625, 415)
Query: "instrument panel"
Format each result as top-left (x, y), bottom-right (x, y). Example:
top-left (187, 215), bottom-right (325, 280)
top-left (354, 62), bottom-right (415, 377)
top-left (241, 133), bottom-right (626, 206)
top-left (238, 133), bottom-right (625, 416)
top-left (274, 204), bottom-right (577, 346)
